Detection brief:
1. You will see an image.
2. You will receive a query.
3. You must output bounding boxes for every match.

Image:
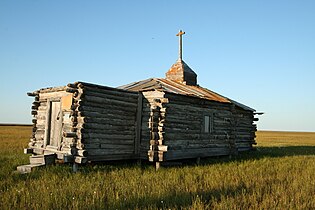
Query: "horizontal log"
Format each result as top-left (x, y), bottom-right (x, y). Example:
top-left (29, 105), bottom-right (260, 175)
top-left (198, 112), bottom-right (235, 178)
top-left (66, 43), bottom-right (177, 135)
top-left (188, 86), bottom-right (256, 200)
top-left (83, 138), bottom-right (135, 145)
top-left (168, 143), bottom-right (230, 150)
top-left (167, 102), bottom-right (231, 112)
top-left (87, 148), bottom-right (135, 156)
top-left (162, 127), bottom-right (202, 134)
top-left (81, 133), bottom-right (134, 140)
top-left (36, 114), bottom-right (46, 120)
top-left (164, 118), bottom-right (202, 126)
top-left (39, 90), bottom-right (69, 100)
top-left (62, 137), bottom-right (76, 144)
top-left (83, 89), bottom-right (138, 104)
top-left (79, 128), bottom-right (135, 136)
top-left (83, 95), bottom-right (137, 108)
top-left (165, 92), bottom-right (231, 107)
top-left (165, 138), bottom-right (230, 145)
top-left (37, 106), bottom-right (47, 111)
top-left (164, 147), bottom-right (231, 161)
top-left (77, 122), bottom-right (135, 131)
top-left (38, 86), bottom-right (67, 93)
top-left (88, 154), bottom-right (137, 161)
top-left (76, 116), bottom-right (135, 126)
top-left (83, 143), bottom-right (100, 149)
top-left (78, 102), bottom-right (137, 113)
top-left (35, 133), bottom-right (44, 140)
top-left (78, 109), bottom-right (136, 121)
top-left (36, 110), bottom-right (47, 116)
top-left (78, 81), bottom-right (138, 95)
top-left (165, 133), bottom-right (201, 141)
top-left (100, 144), bottom-right (134, 150)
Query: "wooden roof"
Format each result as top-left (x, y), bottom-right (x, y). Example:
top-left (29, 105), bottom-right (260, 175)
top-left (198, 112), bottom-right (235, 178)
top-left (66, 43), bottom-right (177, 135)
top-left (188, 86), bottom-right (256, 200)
top-left (119, 78), bottom-right (255, 111)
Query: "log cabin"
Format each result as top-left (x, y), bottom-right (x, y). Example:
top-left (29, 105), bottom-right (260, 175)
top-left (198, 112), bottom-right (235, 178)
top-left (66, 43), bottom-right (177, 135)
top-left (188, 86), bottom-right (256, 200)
top-left (17, 30), bottom-right (259, 172)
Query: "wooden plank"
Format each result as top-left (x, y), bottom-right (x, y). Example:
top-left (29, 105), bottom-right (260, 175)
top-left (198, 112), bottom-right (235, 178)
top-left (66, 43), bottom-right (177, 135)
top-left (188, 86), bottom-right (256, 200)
top-left (135, 93), bottom-right (143, 155)
top-left (61, 94), bottom-right (73, 110)
top-left (39, 91), bottom-right (69, 100)
top-left (49, 101), bottom-right (62, 148)
top-left (38, 86), bottom-right (67, 93)
top-left (17, 164), bottom-right (45, 174)
top-left (43, 100), bottom-right (51, 147)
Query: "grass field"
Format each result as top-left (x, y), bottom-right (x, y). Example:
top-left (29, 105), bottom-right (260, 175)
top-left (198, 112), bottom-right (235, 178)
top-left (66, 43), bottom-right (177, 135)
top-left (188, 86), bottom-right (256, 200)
top-left (1, 126), bottom-right (315, 209)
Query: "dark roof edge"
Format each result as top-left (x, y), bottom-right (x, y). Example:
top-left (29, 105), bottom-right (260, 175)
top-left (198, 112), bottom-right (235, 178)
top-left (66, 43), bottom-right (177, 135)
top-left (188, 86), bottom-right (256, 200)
top-left (229, 99), bottom-right (256, 112)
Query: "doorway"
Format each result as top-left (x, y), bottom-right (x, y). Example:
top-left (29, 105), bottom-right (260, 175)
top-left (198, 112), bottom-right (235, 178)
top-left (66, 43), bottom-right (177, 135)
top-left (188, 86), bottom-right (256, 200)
top-left (46, 100), bottom-right (62, 149)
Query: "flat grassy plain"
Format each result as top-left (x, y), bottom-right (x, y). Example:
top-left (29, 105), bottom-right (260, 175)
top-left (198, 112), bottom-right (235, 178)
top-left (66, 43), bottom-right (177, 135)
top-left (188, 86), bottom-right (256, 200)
top-left (1, 126), bottom-right (315, 209)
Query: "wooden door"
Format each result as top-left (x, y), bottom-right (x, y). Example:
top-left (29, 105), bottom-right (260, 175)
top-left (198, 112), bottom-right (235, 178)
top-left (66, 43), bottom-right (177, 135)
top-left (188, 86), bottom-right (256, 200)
top-left (48, 101), bottom-right (62, 148)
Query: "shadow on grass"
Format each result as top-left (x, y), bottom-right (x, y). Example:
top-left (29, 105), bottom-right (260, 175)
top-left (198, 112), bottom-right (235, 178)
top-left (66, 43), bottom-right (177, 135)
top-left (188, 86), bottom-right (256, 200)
top-left (70, 145), bottom-right (315, 173)
top-left (14, 145), bottom-right (315, 176)
top-left (200, 146), bottom-right (315, 166)
top-left (109, 182), bottom-right (252, 209)
top-left (72, 145), bottom-right (315, 175)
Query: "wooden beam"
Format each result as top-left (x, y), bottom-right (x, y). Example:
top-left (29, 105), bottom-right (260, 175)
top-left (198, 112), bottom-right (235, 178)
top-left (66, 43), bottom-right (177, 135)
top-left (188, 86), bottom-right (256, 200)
top-left (135, 94), bottom-right (143, 156)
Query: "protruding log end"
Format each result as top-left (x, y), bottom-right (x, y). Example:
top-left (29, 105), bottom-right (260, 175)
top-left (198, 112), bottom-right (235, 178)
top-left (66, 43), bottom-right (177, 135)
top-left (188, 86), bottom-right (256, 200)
top-left (27, 92), bottom-right (38, 97)
top-left (63, 132), bottom-right (77, 138)
top-left (67, 83), bottom-right (77, 88)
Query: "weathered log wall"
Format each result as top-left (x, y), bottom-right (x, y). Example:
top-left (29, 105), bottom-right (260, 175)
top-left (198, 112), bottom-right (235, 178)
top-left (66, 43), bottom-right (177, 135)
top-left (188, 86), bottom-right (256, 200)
top-left (27, 82), bottom-right (257, 165)
top-left (71, 82), bottom-right (140, 162)
top-left (233, 106), bottom-right (257, 151)
top-left (28, 86), bottom-right (75, 159)
top-left (28, 82), bottom-right (141, 163)
top-left (158, 92), bottom-right (257, 161)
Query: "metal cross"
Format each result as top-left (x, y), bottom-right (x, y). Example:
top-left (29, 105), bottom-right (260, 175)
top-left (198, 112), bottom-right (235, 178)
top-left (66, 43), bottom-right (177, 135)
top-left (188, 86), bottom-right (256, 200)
top-left (176, 30), bottom-right (185, 60)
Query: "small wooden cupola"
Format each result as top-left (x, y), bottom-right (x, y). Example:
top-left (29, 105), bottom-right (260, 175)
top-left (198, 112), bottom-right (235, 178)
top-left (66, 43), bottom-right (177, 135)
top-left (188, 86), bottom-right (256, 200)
top-left (166, 30), bottom-right (197, 86)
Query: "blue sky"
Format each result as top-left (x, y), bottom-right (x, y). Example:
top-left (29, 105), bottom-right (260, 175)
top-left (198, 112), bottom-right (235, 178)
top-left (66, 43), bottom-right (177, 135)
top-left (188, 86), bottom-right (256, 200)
top-left (0, 0), bottom-right (314, 131)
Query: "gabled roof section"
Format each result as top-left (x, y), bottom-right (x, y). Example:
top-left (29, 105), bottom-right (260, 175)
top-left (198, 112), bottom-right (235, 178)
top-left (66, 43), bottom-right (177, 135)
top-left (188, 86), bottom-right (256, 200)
top-left (118, 78), bottom-right (255, 111)
top-left (119, 78), bottom-right (228, 103)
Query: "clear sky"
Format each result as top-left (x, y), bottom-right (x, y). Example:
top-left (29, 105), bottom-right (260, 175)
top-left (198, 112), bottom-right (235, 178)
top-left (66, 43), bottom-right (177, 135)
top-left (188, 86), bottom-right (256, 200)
top-left (0, 0), bottom-right (314, 131)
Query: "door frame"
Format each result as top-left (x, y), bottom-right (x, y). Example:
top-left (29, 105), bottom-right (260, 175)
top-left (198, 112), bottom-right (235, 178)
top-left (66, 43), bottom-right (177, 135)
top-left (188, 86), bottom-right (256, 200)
top-left (44, 98), bottom-right (63, 150)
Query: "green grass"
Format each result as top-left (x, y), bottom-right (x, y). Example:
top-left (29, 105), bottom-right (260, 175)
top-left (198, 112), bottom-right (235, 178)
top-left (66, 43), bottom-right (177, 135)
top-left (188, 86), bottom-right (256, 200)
top-left (1, 126), bottom-right (315, 209)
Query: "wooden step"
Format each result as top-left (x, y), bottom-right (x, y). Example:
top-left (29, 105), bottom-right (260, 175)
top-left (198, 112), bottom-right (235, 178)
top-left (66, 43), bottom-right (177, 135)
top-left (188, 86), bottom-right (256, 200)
top-left (29, 154), bottom-right (56, 165)
top-left (16, 163), bottom-right (45, 174)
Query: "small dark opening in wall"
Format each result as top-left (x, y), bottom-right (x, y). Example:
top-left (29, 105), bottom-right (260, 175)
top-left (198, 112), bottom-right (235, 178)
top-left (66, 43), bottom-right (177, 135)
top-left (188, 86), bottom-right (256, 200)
top-left (204, 115), bottom-right (213, 133)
